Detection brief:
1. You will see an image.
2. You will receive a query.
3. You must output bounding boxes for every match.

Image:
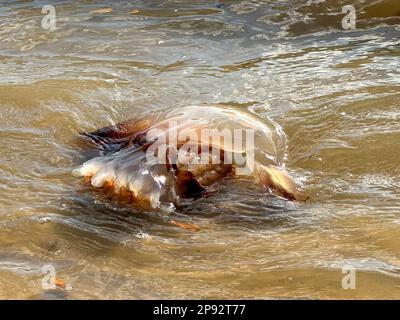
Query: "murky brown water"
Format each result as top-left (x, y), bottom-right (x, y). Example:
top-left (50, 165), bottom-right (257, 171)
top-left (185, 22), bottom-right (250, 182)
top-left (0, 0), bottom-right (400, 299)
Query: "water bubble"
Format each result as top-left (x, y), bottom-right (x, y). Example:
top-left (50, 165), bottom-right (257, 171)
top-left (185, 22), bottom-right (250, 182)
top-left (39, 217), bottom-right (51, 224)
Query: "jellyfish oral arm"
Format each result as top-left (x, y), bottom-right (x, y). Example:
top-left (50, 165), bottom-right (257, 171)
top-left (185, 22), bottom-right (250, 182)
top-left (253, 164), bottom-right (308, 202)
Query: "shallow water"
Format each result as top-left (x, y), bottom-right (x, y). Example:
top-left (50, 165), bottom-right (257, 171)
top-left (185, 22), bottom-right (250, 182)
top-left (0, 0), bottom-right (400, 299)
